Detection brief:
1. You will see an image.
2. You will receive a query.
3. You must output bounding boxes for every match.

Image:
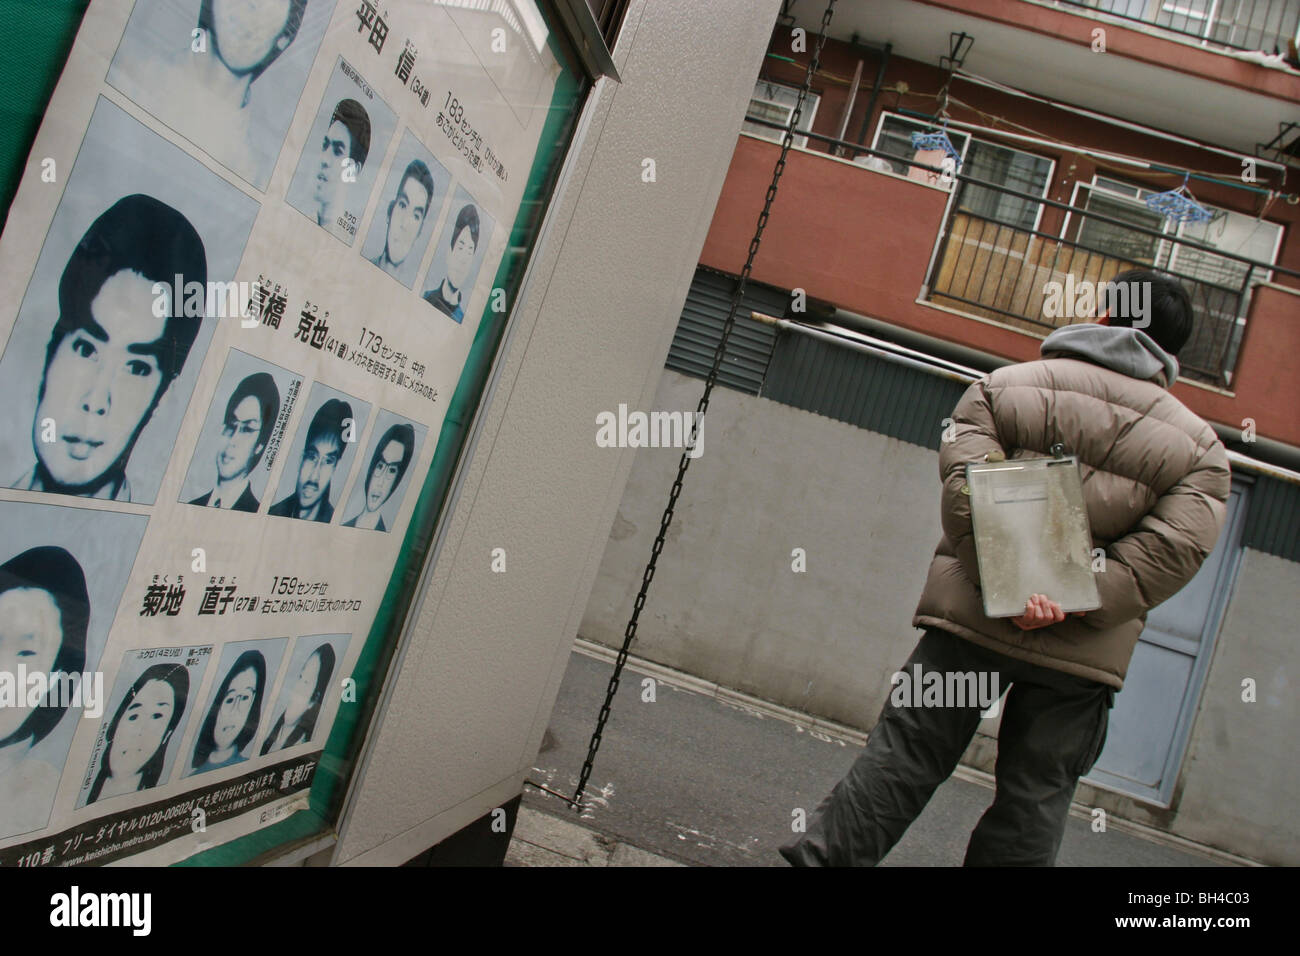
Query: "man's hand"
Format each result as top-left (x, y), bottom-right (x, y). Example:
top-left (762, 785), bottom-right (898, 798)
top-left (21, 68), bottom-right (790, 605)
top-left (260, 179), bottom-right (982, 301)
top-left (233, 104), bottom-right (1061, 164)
top-left (1011, 594), bottom-right (1065, 630)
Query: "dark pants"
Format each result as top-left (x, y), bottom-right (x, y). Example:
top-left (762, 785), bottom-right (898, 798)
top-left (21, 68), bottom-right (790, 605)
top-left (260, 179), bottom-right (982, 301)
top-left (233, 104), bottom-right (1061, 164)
top-left (780, 628), bottom-right (1114, 866)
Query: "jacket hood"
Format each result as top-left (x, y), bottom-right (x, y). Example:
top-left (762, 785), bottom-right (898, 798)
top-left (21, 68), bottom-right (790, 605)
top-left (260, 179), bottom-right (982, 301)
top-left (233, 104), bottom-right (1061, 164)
top-left (1039, 323), bottom-right (1179, 389)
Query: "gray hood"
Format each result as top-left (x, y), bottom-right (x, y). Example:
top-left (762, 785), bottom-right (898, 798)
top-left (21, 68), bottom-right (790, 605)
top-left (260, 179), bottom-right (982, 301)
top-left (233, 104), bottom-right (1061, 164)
top-left (1040, 323), bottom-right (1179, 389)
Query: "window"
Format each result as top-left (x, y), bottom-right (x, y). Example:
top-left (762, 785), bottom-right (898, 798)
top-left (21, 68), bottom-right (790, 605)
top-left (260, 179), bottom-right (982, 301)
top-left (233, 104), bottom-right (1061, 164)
top-left (743, 80), bottom-right (819, 149)
top-left (1070, 175), bottom-right (1284, 384)
top-left (1075, 177), bottom-right (1172, 263)
top-left (871, 114), bottom-right (969, 183)
top-left (956, 141), bottom-right (1053, 231)
top-left (1074, 175), bottom-right (1282, 286)
top-left (871, 113), bottom-right (1052, 229)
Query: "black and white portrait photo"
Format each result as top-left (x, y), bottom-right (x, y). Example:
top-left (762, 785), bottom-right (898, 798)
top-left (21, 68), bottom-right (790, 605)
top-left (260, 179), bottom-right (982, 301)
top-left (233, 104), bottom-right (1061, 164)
top-left (340, 410), bottom-right (426, 533)
top-left (77, 645), bottom-right (212, 809)
top-left (177, 350), bottom-right (301, 512)
top-left (258, 633), bottom-right (349, 755)
top-left (285, 56), bottom-right (396, 245)
top-left (268, 382), bottom-right (371, 523)
top-left (0, 99), bottom-right (259, 504)
top-left (359, 129), bottom-right (448, 288)
top-left (107, 0), bottom-right (339, 191)
top-left (421, 184), bottom-right (495, 324)
top-left (0, 501), bottom-right (149, 841)
top-left (183, 637), bottom-right (286, 778)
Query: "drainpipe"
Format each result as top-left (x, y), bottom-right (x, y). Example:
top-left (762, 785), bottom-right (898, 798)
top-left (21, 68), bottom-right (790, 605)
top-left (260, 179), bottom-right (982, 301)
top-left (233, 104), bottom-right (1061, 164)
top-left (833, 59), bottom-right (863, 158)
top-left (855, 42), bottom-right (891, 156)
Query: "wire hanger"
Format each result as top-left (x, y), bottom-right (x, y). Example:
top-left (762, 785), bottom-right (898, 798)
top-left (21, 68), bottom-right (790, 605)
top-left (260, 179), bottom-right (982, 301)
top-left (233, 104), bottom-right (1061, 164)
top-left (1145, 172), bottom-right (1213, 224)
top-left (911, 41), bottom-right (964, 171)
top-left (911, 120), bottom-right (963, 169)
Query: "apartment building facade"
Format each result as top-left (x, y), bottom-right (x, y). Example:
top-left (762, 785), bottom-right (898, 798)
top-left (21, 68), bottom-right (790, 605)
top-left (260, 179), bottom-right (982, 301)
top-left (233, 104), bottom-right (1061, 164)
top-left (581, 0), bottom-right (1300, 864)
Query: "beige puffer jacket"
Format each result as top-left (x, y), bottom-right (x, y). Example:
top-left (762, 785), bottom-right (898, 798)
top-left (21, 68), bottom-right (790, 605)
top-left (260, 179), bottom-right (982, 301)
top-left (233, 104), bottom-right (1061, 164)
top-left (912, 324), bottom-right (1231, 690)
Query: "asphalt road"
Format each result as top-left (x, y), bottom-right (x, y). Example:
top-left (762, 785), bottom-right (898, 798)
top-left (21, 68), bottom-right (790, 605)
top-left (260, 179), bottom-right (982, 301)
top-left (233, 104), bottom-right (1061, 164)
top-left (522, 647), bottom-right (1225, 867)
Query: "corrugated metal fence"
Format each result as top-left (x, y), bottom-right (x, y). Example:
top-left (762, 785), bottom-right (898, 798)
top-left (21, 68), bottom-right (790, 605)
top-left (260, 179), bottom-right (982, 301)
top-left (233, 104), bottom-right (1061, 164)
top-left (665, 267), bottom-right (1300, 561)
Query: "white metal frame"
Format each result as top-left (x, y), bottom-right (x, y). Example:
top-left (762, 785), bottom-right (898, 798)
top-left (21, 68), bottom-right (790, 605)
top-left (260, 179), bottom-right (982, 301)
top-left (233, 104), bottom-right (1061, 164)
top-left (744, 79), bottom-right (821, 151)
top-left (871, 112), bottom-right (1057, 311)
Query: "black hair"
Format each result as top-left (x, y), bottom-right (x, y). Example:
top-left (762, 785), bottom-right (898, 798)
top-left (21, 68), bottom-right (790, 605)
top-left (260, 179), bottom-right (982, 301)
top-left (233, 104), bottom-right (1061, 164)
top-left (330, 98), bottom-right (371, 167)
top-left (88, 662), bottom-right (189, 803)
top-left (305, 398), bottom-right (352, 457)
top-left (259, 642), bottom-right (336, 755)
top-left (224, 372), bottom-right (280, 471)
top-left (394, 160), bottom-right (435, 216)
top-left (39, 194), bottom-right (207, 495)
top-left (363, 423), bottom-right (415, 502)
top-left (0, 547), bottom-right (90, 749)
top-left (50, 194), bottom-right (205, 386)
top-left (450, 203), bottom-right (479, 250)
top-left (1103, 268), bottom-right (1194, 357)
top-left (191, 649), bottom-right (266, 769)
top-left (198, 0), bottom-right (307, 93)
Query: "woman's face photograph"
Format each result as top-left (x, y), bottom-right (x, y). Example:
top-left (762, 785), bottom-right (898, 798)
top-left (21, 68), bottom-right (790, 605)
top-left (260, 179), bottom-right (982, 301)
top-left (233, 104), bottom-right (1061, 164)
top-left (109, 679), bottom-right (175, 778)
top-left (283, 652), bottom-right (320, 727)
top-left (0, 587), bottom-right (62, 741)
top-left (212, 0), bottom-right (293, 74)
top-left (212, 665), bottom-right (258, 753)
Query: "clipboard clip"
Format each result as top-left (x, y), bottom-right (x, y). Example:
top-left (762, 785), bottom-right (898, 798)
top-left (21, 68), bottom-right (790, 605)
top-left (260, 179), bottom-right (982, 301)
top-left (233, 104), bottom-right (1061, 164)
top-left (1050, 443), bottom-right (1067, 460)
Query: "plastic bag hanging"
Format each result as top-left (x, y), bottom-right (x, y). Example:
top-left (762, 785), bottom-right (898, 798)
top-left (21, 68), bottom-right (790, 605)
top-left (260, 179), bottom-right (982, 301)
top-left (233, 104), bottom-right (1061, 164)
top-left (1145, 172), bottom-right (1213, 224)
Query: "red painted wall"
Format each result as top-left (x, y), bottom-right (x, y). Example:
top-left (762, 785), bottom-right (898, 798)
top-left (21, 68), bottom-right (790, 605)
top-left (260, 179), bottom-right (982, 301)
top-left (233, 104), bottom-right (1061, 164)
top-left (700, 136), bottom-right (1300, 446)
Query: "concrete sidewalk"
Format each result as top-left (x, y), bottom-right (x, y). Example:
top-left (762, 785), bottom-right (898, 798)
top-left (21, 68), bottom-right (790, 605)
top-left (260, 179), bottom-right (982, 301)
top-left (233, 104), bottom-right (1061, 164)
top-left (505, 806), bottom-right (685, 866)
top-left (507, 642), bottom-right (1252, 868)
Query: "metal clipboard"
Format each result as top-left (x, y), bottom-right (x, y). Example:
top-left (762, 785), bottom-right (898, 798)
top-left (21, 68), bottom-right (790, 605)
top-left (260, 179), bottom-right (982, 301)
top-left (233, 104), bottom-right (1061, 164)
top-left (966, 455), bottom-right (1101, 618)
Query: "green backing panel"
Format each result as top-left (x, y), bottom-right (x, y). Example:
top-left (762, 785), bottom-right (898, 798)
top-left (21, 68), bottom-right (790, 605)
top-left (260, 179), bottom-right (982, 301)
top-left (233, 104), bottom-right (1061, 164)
top-left (0, 0), bottom-right (89, 229)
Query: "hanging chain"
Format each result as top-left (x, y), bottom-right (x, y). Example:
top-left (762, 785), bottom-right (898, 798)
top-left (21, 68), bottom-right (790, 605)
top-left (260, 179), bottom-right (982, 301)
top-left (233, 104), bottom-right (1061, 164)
top-left (564, 1), bottom-right (838, 810)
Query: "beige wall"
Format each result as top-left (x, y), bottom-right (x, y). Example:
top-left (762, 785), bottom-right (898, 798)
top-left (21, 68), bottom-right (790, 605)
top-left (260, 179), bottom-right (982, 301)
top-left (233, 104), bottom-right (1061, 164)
top-left (581, 369), bottom-right (1299, 864)
top-left (330, 0), bottom-right (784, 866)
top-left (581, 369), bottom-right (943, 729)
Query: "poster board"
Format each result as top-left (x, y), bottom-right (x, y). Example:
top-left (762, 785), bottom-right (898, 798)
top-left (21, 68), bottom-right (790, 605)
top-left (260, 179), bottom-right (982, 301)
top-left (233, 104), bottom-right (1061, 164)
top-left (967, 456), bottom-right (1101, 618)
top-left (0, 0), bottom-right (576, 867)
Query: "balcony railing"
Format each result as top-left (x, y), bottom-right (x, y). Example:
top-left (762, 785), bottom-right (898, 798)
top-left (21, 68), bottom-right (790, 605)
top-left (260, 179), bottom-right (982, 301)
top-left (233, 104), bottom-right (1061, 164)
top-left (927, 208), bottom-right (1259, 385)
top-left (1051, 0), bottom-right (1300, 55)
top-left (738, 115), bottom-right (1300, 389)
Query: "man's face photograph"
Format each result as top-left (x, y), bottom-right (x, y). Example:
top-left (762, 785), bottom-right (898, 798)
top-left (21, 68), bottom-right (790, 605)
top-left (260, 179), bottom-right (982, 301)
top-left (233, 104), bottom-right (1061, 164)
top-left (217, 394), bottom-right (263, 482)
top-left (211, 0), bottom-right (293, 73)
top-left (297, 434), bottom-right (340, 510)
top-left (313, 119), bottom-right (353, 225)
top-left (34, 269), bottom-right (167, 489)
top-left (365, 439), bottom-right (404, 513)
top-left (446, 224), bottom-right (476, 289)
top-left (385, 176), bottom-right (430, 269)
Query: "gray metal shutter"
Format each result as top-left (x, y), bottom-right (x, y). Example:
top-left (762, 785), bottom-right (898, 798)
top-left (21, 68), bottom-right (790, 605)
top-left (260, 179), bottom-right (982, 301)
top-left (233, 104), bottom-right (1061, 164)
top-left (1240, 473), bottom-right (1300, 562)
top-left (761, 331), bottom-right (968, 450)
top-left (664, 269), bottom-right (782, 395)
